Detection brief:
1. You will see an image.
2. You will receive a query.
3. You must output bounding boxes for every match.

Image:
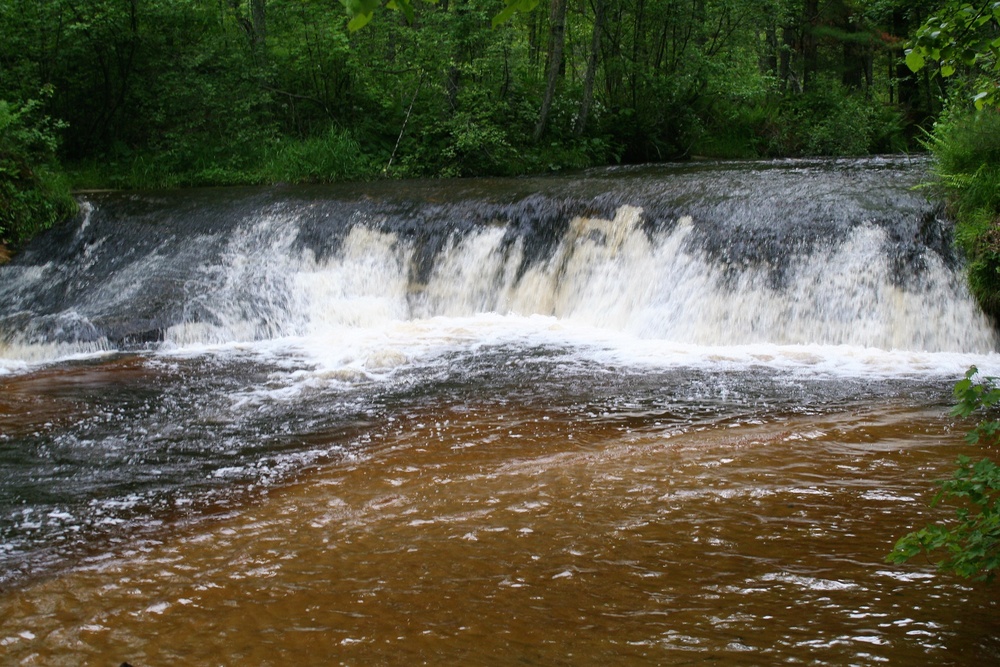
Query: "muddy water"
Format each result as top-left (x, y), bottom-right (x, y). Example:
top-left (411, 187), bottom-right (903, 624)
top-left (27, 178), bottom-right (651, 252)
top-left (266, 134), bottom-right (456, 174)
top-left (1, 361), bottom-right (998, 665)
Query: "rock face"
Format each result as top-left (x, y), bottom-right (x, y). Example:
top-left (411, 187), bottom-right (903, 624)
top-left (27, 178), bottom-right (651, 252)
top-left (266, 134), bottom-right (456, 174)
top-left (0, 244), bottom-right (10, 265)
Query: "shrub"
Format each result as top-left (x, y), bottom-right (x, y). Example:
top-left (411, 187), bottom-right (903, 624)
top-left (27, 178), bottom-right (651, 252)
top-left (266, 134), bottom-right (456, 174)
top-left (0, 93), bottom-right (76, 250)
top-left (260, 127), bottom-right (375, 183)
top-left (774, 77), bottom-right (908, 157)
top-left (926, 108), bottom-right (1000, 319)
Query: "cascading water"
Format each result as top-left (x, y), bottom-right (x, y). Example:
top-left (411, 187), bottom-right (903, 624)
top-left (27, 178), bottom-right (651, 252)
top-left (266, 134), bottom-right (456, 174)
top-left (1, 157), bottom-right (999, 665)
top-left (1, 156), bottom-right (994, 361)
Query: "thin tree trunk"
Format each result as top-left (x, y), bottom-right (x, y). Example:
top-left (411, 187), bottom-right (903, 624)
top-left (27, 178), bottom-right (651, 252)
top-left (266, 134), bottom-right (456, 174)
top-left (779, 25), bottom-right (795, 92)
top-left (250, 0), bottom-right (267, 65)
top-left (575, 0), bottom-right (605, 136)
top-left (763, 25), bottom-right (778, 77)
top-left (802, 0), bottom-right (818, 91)
top-left (534, 0), bottom-right (568, 142)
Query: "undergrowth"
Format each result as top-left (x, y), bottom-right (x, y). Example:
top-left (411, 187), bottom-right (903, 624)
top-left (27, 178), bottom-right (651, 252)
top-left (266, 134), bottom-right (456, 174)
top-left (926, 108), bottom-right (1000, 321)
top-left (0, 93), bottom-right (76, 250)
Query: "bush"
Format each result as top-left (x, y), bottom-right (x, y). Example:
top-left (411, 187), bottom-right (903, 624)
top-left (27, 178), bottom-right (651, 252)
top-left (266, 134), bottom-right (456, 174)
top-left (0, 93), bottom-right (76, 250)
top-left (773, 77), bottom-right (908, 156)
top-left (926, 108), bottom-right (1000, 320)
top-left (260, 127), bottom-right (375, 183)
top-left (694, 99), bottom-right (781, 159)
top-left (928, 108), bottom-right (1000, 212)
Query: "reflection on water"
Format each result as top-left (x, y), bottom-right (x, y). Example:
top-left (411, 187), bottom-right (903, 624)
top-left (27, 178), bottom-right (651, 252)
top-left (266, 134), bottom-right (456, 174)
top-left (1, 355), bottom-right (998, 665)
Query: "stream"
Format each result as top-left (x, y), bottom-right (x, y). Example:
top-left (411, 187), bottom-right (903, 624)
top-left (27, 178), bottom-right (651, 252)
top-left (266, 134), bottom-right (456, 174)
top-left (1, 157), bottom-right (998, 664)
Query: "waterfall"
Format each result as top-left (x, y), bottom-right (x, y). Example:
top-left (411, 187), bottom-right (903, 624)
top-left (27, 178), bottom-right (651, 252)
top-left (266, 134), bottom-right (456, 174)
top-left (0, 157), bottom-right (995, 369)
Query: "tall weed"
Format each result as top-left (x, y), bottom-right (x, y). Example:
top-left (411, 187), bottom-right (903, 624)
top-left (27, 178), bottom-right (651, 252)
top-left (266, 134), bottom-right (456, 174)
top-left (261, 127), bottom-right (374, 183)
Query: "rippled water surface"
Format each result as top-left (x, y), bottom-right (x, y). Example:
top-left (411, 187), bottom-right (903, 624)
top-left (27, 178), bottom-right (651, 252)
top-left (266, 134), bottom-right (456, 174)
top-left (2, 343), bottom-right (999, 665)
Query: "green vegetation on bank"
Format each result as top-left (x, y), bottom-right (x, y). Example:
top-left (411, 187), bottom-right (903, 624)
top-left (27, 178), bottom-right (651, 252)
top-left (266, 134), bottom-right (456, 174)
top-left (0, 93), bottom-right (76, 251)
top-left (925, 108), bottom-right (1000, 322)
top-left (900, 0), bottom-right (1000, 321)
top-left (886, 3), bottom-right (1000, 584)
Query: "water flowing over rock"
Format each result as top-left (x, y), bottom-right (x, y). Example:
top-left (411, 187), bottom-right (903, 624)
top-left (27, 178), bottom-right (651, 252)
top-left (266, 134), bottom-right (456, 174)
top-left (1, 156), bottom-right (993, 363)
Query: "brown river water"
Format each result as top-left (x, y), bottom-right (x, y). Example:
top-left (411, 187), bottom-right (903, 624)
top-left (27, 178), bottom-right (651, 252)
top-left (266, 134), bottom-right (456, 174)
top-left (1, 355), bottom-right (998, 665)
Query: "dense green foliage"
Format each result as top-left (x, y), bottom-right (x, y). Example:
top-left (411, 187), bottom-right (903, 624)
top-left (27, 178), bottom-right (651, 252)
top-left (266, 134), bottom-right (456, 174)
top-left (924, 108), bottom-right (1000, 319)
top-left (904, 1), bottom-right (1000, 109)
top-left (902, 0), bottom-right (1000, 319)
top-left (0, 0), bottom-right (948, 187)
top-left (888, 367), bottom-right (1000, 581)
top-left (0, 92), bottom-right (76, 250)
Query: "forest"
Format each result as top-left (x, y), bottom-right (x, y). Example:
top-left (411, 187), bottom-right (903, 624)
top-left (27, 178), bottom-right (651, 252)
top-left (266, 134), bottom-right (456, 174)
top-left (0, 0), bottom-right (998, 255)
top-left (0, 0), bottom-right (943, 187)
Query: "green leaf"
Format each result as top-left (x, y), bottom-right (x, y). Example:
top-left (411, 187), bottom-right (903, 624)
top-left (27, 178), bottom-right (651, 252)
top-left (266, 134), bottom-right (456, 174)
top-left (386, 0), bottom-right (415, 22)
top-left (492, 0), bottom-right (539, 26)
top-left (905, 49), bottom-right (926, 73)
top-left (941, 63), bottom-right (956, 77)
top-left (347, 11), bottom-right (374, 30)
top-left (491, 5), bottom-right (518, 26)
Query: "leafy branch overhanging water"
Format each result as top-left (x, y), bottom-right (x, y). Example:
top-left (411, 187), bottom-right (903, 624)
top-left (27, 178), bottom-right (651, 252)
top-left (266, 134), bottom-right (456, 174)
top-left (889, 366), bottom-right (1000, 581)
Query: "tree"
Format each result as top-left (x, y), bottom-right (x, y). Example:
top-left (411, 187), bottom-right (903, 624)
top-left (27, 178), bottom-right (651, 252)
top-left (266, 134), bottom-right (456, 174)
top-left (230, 0), bottom-right (269, 65)
top-left (575, 0), bottom-right (606, 136)
top-left (903, 0), bottom-right (1000, 109)
top-left (533, 0), bottom-right (568, 141)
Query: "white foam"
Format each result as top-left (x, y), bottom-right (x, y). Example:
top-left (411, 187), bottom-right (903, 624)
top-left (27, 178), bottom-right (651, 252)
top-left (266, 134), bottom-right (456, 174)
top-left (3, 205), bottom-right (998, 378)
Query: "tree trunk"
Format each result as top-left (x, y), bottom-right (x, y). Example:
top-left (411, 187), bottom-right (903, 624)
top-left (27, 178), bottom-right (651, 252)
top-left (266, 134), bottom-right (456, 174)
top-left (838, 7), bottom-right (873, 94)
top-left (802, 0), bottom-right (818, 92)
top-left (763, 25), bottom-right (778, 78)
top-left (250, 0), bottom-right (267, 65)
top-left (893, 8), bottom-right (921, 118)
top-left (779, 25), bottom-right (796, 93)
top-left (575, 0), bottom-right (605, 136)
top-left (534, 0), bottom-right (568, 142)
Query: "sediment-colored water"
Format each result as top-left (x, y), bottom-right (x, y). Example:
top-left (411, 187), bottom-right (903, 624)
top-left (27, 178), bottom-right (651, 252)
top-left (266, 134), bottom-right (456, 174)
top-left (2, 373), bottom-right (997, 665)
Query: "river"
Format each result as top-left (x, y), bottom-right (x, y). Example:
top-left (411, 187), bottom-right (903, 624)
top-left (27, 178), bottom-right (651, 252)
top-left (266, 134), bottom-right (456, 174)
top-left (0, 157), bottom-right (998, 664)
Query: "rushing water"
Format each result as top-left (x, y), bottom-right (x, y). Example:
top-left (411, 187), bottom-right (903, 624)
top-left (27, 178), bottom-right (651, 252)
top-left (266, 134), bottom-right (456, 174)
top-left (1, 157), bottom-right (999, 664)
